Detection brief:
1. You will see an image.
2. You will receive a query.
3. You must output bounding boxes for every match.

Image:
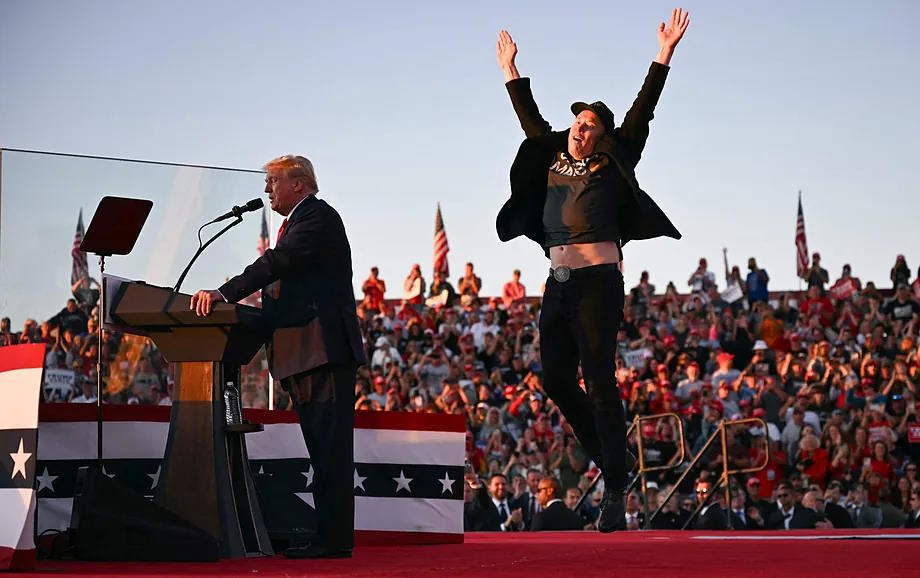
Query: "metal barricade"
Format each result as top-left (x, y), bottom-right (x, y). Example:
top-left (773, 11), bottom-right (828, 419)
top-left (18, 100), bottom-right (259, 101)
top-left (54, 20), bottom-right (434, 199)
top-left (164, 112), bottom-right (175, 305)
top-left (573, 412), bottom-right (687, 523)
top-left (648, 417), bottom-right (770, 530)
top-left (634, 413), bottom-right (686, 529)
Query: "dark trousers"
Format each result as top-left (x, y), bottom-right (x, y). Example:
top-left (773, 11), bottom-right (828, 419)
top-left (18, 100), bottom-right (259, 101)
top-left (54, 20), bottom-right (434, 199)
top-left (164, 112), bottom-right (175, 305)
top-left (291, 362), bottom-right (357, 550)
top-left (539, 264), bottom-right (627, 491)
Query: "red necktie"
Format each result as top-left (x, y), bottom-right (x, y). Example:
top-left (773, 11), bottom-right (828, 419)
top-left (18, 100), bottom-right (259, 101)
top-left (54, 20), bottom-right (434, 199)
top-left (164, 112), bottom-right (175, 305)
top-left (276, 218), bottom-right (288, 245)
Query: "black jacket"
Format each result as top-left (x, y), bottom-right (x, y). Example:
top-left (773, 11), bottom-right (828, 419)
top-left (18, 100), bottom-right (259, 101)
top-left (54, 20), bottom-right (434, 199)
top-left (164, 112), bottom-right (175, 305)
top-left (530, 501), bottom-right (585, 531)
top-left (497, 62), bottom-right (681, 252)
top-left (466, 486), bottom-right (523, 532)
top-left (766, 505), bottom-right (820, 530)
top-left (695, 504), bottom-right (730, 530)
top-left (824, 501), bottom-right (854, 529)
top-left (219, 195), bottom-right (366, 379)
top-left (519, 491), bottom-right (538, 529)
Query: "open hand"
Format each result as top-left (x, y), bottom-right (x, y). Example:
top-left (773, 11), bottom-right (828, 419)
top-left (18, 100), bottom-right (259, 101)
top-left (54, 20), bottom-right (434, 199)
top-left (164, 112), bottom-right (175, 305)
top-left (190, 289), bottom-right (224, 317)
top-left (496, 29), bottom-right (517, 69)
top-left (657, 8), bottom-right (690, 52)
top-left (496, 29), bottom-right (520, 81)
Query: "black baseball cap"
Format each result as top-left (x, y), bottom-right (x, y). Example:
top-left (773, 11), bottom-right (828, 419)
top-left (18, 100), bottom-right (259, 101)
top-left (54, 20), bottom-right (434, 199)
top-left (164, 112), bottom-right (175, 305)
top-left (571, 101), bottom-right (615, 133)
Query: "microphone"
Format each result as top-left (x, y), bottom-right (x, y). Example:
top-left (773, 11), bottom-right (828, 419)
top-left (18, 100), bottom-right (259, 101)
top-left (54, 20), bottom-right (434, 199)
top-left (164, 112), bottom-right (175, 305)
top-left (210, 198), bottom-right (264, 223)
top-left (173, 198), bottom-right (264, 293)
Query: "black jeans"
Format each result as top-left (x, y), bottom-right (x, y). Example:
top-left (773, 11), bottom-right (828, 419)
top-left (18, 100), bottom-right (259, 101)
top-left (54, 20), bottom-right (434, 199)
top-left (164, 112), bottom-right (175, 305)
top-left (539, 264), bottom-right (627, 491)
top-left (291, 362), bottom-right (357, 550)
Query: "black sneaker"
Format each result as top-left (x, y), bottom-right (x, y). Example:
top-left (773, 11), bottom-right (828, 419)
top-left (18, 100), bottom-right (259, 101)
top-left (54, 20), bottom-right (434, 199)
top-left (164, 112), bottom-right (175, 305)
top-left (596, 489), bottom-right (626, 533)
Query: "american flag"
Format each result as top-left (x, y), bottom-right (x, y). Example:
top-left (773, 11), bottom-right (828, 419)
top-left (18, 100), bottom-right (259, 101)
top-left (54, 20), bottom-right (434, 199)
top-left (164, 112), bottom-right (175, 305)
top-left (257, 207), bottom-right (270, 256)
top-left (433, 204), bottom-right (450, 278)
top-left (70, 209), bottom-right (88, 286)
top-left (795, 191), bottom-right (808, 278)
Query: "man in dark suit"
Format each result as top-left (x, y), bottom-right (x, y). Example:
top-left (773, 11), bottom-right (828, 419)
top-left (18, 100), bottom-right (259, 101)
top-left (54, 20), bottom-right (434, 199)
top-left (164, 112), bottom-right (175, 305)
top-left (904, 489), bottom-right (920, 528)
top-left (766, 482), bottom-right (820, 530)
top-left (847, 481), bottom-right (883, 529)
top-left (518, 468), bottom-right (543, 529)
top-left (730, 487), bottom-right (763, 530)
top-left (493, 9), bottom-right (689, 533)
top-left (801, 489), bottom-right (843, 529)
top-left (694, 481), bottom-right (731, 530)
top-left (465, 473), bottom-right (525, 531)
top-left (813, 485), bottom-right (854, 529)
top-left (191, 154), bottom-right (365, 558)
top-left (530, 477), bottom-right (585, 531)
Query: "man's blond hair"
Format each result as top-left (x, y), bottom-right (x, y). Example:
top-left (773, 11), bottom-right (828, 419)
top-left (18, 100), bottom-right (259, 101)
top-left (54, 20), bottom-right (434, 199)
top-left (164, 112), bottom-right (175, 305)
top-left (264, 155), bottom-right (318, 194)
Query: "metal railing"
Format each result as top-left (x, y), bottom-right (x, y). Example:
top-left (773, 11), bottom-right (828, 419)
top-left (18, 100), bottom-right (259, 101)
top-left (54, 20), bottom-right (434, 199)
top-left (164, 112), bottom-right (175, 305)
top-left (573, 412), bottom-right (687, 523)
top-left (634, 413), bottom-right (686, 529)
top-left (648, 417), bottom-right (770, 530)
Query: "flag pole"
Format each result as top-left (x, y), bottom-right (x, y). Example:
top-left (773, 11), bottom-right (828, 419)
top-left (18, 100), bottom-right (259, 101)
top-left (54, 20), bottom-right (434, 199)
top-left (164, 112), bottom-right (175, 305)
top-left (797, 190), bottom-right (803, 297)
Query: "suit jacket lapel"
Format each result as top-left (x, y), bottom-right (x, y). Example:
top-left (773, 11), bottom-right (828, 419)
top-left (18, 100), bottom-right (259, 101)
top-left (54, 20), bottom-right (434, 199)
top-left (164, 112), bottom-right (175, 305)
top-left (278, 195), bottom-right (316, 243)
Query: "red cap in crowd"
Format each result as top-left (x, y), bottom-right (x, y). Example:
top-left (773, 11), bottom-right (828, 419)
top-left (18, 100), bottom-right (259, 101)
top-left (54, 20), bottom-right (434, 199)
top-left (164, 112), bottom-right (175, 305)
top-left (752, 408), bottom-right (766, 418)
top-left (717, 351), bottom-right (734, 363)
top-left (709, 400), bottom-right (724, 415)
top-left (503, 385), bottom-right (516, 397)
top-left (746, 476), bottom-right (760, 487)
top-left (374, 376), bottom-right (385, 386)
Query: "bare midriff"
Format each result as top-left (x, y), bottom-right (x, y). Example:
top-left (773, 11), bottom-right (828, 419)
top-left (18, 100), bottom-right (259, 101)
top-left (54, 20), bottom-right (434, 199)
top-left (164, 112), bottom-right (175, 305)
top-left (550, 241), bottom-right (621, 269)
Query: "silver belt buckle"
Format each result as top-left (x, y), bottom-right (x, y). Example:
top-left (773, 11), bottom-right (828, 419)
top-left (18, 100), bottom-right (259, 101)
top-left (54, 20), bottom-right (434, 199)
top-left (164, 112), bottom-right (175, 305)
top-left (552, 266), bottom-right (571, 283)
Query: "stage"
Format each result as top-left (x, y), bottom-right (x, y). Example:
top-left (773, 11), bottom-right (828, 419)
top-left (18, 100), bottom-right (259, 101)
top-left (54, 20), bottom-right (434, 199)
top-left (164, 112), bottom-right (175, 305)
top-left (15, 530), bottom-right (920, 577)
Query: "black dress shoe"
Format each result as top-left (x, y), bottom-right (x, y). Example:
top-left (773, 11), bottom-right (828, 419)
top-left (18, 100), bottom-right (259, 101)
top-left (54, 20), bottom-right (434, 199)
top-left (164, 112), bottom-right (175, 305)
top-left (596, 489), bottom-right (626, 533)
top-left (283, 543), bottom-right (352, 559)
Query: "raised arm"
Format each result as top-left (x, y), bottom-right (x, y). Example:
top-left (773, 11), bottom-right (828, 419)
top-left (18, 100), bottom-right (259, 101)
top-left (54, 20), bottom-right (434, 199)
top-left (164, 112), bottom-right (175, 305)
top-left (616, 8), bottom-right (690, 164)
top-left (497, 29), bottom-right (552, 138)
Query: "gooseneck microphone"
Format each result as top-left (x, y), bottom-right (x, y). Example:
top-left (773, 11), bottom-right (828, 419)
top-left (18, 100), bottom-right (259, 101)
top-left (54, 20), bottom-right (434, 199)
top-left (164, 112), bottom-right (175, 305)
top-left (209, 198), bottom-right (264, 224)
top-left (173, 197), bottom-right (264, 293)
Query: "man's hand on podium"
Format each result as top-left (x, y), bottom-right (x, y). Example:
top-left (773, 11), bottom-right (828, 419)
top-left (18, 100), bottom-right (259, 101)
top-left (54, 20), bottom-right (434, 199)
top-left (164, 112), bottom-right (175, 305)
top-left (190, 289), bottom-right (225, 317)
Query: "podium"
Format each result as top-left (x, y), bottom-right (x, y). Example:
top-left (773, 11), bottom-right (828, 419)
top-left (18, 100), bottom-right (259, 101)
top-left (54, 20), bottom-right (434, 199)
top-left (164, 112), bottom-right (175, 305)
top-left (108, 280), bottom-right (273, 558)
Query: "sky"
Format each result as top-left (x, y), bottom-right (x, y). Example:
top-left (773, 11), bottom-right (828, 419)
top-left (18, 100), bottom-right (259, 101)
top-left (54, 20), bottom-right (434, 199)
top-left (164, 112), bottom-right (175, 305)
top-left (1, 0), bottom-right (918, 319)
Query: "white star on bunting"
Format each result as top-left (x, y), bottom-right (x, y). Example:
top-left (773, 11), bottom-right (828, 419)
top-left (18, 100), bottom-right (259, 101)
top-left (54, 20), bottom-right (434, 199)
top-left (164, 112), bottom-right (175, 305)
top-left (301, 465), bottom-right (314, 488)
top-left (393, 469), bottom-right (413, 494)
top-left (10, 438), bottom-right (32, 480)
top-left (295, 492), bottom-right (315, 509)
top-left (36, 467), bottom-right (58, 492)
top-left (148, 465), bottom-right (161, 489)
top-left (354, 468), bottom-right (367, 491)
top-left (439, 471), bottom-right (455, 495)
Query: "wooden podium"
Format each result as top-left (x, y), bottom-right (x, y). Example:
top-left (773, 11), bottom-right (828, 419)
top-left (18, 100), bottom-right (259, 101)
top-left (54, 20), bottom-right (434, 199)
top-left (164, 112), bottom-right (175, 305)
top-left (109, 280), bottom-right (273, 558)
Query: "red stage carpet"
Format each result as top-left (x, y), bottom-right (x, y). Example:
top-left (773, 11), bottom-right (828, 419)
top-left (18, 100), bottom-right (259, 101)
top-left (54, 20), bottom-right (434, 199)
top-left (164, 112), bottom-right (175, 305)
top-left (14, 530), bottom-right (920, 577)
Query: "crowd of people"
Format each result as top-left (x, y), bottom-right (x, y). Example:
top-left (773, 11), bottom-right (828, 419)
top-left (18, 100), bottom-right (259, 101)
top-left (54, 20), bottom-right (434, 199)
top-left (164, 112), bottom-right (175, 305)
top-left (3, 253), bottom-right (920, 531)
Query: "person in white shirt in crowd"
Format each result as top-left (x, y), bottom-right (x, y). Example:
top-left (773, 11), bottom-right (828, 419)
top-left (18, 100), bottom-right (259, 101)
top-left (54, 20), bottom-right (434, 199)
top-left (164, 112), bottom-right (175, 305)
top-left (370, 335), bottom-right (402, 370)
